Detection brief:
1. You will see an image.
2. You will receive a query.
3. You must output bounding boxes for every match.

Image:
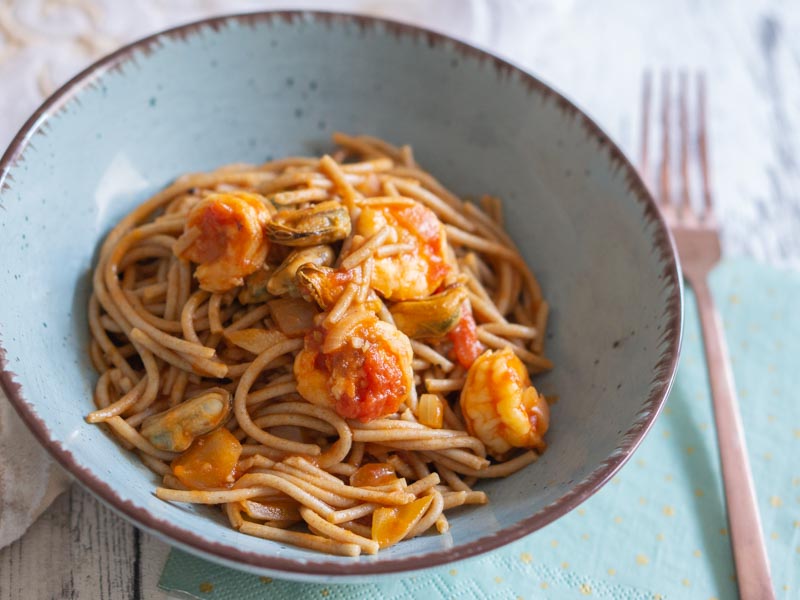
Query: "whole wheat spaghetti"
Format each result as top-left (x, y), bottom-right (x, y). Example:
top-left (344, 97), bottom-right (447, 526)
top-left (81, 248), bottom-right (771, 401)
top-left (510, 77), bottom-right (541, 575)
top-left (86, 133), bottom-right (553, 556)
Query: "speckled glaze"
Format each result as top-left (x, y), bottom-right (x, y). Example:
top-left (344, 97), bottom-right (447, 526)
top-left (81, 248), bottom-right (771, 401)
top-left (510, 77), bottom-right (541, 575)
top-left (0, 12), bottom-right (681, 582)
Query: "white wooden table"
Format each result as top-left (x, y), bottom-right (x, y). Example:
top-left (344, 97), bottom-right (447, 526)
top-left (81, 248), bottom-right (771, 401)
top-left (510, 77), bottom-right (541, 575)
top-left (1, 0), bottom-right (799, 597)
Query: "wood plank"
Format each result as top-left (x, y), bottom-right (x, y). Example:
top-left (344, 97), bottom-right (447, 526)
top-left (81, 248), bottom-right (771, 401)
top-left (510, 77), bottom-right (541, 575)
top-left (140, 532), bottom-right (173, 600)
top-left (0, 486), bottom-right (138, 600)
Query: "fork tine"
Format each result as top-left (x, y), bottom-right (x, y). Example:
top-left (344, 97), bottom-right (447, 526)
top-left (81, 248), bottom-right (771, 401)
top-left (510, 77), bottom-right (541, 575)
top-left (697, 72), bottom-right (713, 218)
top-left (678, 70), bottom-right (692, 218)
top-left (658, 71), bottom-right (672, 208)
top-left (639, 70), bottom-right (652, 184)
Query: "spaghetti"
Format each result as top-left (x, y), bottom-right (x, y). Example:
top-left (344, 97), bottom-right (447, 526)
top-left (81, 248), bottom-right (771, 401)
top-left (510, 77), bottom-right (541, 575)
top-left (87, 133), bottom-right (553, 556)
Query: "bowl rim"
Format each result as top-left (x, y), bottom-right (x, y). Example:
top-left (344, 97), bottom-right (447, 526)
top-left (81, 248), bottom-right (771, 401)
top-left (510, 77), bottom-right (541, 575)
top-left (0, 10), bottom-right (683, 577)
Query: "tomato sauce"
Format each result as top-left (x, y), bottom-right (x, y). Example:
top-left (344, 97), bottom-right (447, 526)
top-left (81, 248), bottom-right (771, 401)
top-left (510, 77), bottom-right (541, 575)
top-left (309, 326), bottom-right (407, 422)
top-left (449, 301), bottom-right (484, 369)
top-left (350, 463), bottom-right (397, 487)
top-left (332, 339), bottom-right (406, 422)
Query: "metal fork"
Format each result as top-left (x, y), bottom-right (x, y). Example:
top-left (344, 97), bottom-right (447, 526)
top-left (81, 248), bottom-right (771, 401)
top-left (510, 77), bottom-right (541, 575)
top-left (640, 71), bottom-right (775, 600)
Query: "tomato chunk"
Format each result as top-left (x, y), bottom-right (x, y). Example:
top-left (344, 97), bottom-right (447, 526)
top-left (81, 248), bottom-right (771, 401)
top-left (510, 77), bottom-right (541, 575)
top-left (350, 463), bottom-right (398, 487)
top-left (332, 339), bottom-right (406, 422)
top-left (171, 428), bottom-right (242, 490)
top-left (294, 313), bottom-right (414, 423)
top-left (371, 495), bottom-right (434, 548)
top-left (448, 301), bottom-right (484, 369)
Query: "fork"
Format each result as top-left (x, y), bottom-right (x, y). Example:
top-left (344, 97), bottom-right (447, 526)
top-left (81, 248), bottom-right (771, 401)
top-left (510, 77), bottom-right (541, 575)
top-left (640, 71), bottom-right (775, 600)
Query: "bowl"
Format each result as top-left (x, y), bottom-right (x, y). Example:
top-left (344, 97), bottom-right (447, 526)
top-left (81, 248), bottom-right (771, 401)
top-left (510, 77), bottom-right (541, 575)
top-left (0, 11), bottom-right (682, 581)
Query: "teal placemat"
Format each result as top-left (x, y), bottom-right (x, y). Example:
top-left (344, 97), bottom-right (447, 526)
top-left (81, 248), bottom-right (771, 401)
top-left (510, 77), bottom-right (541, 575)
top-left (160, 260), bottom-right (799, 599)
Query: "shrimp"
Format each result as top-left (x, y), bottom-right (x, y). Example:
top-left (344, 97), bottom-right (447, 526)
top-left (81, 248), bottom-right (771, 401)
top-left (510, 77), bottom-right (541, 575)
top-left (293, 308), bottom-right (414, 422)
top-left (174, 191), bottom-right (271, 293)
top-left (460, 347), bottom-right (549, 459)
top-left (354, 201), bottom-right (449, 301)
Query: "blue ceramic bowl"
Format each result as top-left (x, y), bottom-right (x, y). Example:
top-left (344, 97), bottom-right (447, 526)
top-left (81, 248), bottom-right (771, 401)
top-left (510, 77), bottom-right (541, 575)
top-left (0, 12), bottom-right (682, 581)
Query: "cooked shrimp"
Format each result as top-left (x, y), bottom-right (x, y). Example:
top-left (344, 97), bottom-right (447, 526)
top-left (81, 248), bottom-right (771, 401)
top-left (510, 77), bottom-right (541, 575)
top-left (353, 202), bottom-right (449, 301)
top-left (460, 347), bottom-right (549, 459)
top-left (175, 192), bottom-right (271, 293)
top-left (294, 308), bottom-right (414, 422)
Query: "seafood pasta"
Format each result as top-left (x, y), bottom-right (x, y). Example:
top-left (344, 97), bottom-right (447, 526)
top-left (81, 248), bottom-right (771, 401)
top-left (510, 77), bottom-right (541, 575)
top-left (86, 133), bottom-right (553, 556)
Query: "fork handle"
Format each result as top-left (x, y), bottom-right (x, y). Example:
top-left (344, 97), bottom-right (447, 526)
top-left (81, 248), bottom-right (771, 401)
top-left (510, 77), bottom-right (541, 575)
top-left (691, 276), bottom-right (775, 600)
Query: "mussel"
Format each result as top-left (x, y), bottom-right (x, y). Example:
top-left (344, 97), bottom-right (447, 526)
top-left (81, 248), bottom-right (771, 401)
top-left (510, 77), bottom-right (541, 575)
top-left (389, 283), bottom-right (467, 339)
top-left (265, 201), bottom-right (351, 246)
top-left (238, 267), bottom-right (273, 305)
top-left (140, 388), bottom-right (231, 452)
top-left (267, 245), bottom-right (335, 296)
top-left (295, 263), bottom-right (352, 309)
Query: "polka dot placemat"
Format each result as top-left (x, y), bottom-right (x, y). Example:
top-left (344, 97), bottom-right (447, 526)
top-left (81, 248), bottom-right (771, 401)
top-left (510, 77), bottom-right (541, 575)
top-left (160, 260), bottom-right (799, 599)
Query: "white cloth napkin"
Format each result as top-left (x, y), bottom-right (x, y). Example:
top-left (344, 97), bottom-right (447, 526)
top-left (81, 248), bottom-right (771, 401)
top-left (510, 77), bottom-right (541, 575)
top-left (0, 402), bottom-right (70, 547)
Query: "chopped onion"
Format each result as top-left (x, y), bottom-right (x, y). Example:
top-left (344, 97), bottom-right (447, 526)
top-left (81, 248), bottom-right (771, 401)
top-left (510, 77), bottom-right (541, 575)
top-left (417, 393), bottom-right (444, 429)
top-left (268, 297), bottom-right (319, 336)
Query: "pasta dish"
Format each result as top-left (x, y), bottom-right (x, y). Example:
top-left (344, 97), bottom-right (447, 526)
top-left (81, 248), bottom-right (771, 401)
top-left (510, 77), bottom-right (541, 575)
top-left (86, 133), bottom-right (553, 556)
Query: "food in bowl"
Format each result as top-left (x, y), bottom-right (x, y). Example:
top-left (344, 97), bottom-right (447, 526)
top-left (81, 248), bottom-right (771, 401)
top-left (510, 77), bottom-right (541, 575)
top-left (85, 132), bottom-right (554, 556)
